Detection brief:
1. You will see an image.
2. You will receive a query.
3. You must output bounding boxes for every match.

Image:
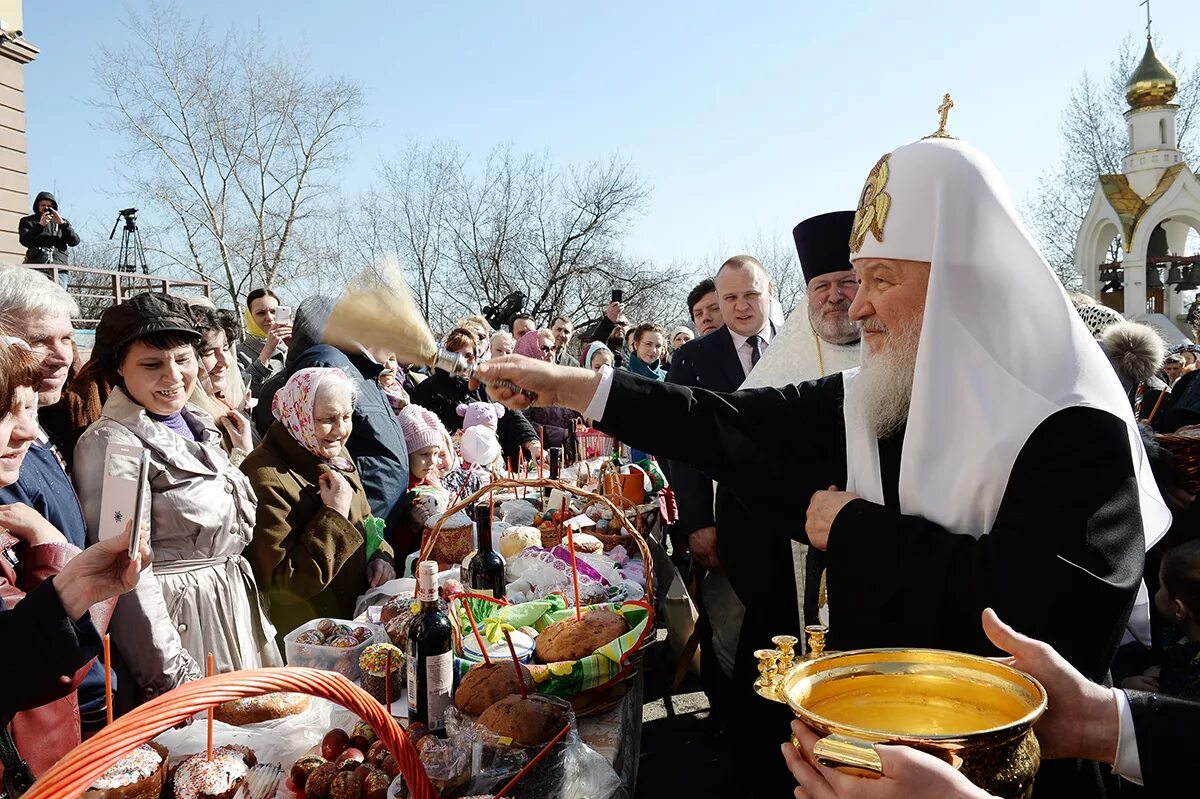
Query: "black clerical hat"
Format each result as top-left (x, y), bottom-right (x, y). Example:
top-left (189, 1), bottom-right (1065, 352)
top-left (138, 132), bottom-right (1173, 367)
top-left (792, 211), bottom-right (856, 284)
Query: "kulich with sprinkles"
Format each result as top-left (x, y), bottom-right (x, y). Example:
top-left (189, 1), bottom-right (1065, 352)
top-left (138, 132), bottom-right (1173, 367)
top-left (359, 642), bottom-right (405, 704)
top-left (170, 745), bottom-right (257, 799)
top-left (82, 742), bottom-right (169, 799)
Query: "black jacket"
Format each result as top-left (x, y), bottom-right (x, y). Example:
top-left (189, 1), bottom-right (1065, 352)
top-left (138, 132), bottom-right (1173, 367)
top-left (409, 370), bottom-right (538, 466)
top-left (664, 327), bottom-right (746, 537)
top-left (0, 578), bottom-right (103, 723)
top-left (19, 192), bottom-right (79, 265)
top-left (1128, 690), bottom-right (1200, 793)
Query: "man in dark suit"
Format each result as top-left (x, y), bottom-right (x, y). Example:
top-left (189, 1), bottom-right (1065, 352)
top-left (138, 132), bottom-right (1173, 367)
top-left (666, 256), bottom-right (775, 734)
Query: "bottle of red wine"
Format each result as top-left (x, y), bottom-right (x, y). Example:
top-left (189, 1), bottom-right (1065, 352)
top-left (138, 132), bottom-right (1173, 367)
top-left (406, 560), bottom-right (453, 732)
top-left (467, 501), bottom-right (506, 599)
top-left (542, 447), bottom-right (563, 510)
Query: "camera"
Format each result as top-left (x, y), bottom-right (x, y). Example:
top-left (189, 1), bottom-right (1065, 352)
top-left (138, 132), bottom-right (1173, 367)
top-left (611, 289), bottom-right (623, 303)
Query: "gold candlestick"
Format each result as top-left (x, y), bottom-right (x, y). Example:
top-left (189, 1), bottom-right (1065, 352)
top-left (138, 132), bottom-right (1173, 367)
top-left (805, 624), bottom-right (828, 660)
top-left (754, 648), bottom-right (782, 692)
top-left (772, 635), bottom-right (799, 674)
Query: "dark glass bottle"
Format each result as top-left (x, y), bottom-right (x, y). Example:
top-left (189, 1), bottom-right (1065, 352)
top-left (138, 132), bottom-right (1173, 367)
top-left (467, 501), bottom-right (506, 599)
top-left (542, 447), bottom-right (563, 509)
top-left (406, 560), bottom-right (453, 732)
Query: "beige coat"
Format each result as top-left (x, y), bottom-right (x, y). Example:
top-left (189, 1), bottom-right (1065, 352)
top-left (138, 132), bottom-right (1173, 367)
top-left (74, 389), bottom-right (281, 704)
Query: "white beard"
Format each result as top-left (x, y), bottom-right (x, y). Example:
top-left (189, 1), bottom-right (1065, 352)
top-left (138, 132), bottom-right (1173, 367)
top-left (856, 314), bottom-right (922, 439)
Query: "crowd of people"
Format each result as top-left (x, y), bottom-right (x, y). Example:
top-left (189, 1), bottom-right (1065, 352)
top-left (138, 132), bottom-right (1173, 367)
top-left (2, 129), bottom-right (1199, 799)
top-left (0, 256), bottom-right (712, 785)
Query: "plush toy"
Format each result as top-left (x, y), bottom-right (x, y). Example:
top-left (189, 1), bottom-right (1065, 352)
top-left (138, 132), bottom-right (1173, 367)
top-left (457, 401), bottom-right (505, 432)
top-left (455, 400), bottom-right (505, 468)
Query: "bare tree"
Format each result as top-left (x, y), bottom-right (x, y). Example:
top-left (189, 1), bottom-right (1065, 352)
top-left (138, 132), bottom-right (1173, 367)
top-left (91, 3), bottom-right (365, 306)
top-left (355, 142), bottom-right (678, 333)
top-left (1022, 37), bottom-right (1200, 287)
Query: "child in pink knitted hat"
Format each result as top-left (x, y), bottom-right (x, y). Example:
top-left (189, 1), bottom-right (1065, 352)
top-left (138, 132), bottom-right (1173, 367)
top-left (393, 404), bottom-right (454, 561)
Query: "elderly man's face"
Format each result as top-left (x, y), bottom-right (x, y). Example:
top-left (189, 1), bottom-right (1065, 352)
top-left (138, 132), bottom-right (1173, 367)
top-left (10, 310), bottom-right (75, 406)
top-left (849, 259), bottom-right (931, 357)
top-left (690, 291), bottom-right (723, 336)
top-left (715, 267), bottom-right (770, 338)
top-left (807, 270), bottom-right (860, 346)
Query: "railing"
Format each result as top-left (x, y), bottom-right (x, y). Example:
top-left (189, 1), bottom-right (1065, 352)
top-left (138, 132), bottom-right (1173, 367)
top-left (26, 264), bottom-right (211, 327)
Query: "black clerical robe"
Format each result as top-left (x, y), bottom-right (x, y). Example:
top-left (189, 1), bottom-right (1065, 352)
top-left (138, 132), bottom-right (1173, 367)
top-left (596, 370), bottom-right (1145, 798)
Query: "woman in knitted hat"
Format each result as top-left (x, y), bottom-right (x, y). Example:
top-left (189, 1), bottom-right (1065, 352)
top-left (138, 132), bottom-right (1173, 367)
top-left (240, 367), bottom-right (395, 644)
top-left (73, 292), bottom-right (282, 707)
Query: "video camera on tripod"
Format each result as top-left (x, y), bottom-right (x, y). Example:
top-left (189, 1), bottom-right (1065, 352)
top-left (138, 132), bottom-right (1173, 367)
top-left (109, 207), bottom-right (148, 274)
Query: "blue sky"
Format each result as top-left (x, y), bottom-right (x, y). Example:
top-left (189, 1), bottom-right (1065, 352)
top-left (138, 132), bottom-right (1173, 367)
top-left (20, 0), bottom-right (1194, 274)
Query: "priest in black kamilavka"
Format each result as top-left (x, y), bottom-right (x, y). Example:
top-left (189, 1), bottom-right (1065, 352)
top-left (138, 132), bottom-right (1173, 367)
top-left (476, 107), bottom-right (1169, 798)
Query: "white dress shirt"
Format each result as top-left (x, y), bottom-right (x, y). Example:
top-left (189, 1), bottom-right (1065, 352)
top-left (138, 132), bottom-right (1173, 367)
top-left (1113, 688), bottom-right (1143, 785)
top-left (727, 324), bottom-right (774, 379)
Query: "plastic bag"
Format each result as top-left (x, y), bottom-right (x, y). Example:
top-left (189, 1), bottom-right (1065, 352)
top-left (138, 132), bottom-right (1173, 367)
top-left (561, 739), bottom-right (623, 799)
top-left (153, 696), bottom-right (332, 769)
top-left (499, 499), bottom-right (538, 529)
top-left (443, 696), bottom-right (577, 798)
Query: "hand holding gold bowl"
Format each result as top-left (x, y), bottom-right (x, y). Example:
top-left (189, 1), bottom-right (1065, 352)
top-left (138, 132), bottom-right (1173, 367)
top-left (757, 629), bottom-right (1047, 799)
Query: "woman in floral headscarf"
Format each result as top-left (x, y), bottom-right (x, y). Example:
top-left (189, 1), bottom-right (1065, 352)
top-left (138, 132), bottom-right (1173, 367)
top-left (241, 367), bottom-right (395, 643)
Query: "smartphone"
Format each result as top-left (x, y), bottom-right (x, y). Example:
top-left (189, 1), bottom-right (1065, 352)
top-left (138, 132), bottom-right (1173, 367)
top-left (275, 305), bottom-right (292, 325)
top-left (98, 442), bottom-right (151, 555)
top-left (611, 289), bottom-right (623, 303)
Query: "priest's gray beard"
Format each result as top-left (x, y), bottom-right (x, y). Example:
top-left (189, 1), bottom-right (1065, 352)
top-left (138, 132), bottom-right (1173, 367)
top-left (808, 298), bottom-right (860, 345)
top-left (857, 313), bottom-right (923, 439)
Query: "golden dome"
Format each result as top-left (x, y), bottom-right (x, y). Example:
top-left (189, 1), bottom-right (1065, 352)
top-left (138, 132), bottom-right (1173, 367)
top-left (1126, 36), bottom-right (1178, 109)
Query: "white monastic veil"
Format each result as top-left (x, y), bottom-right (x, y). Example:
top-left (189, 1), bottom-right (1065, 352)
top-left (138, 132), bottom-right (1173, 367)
top-left (841, 137), bottom-right (1169, 643)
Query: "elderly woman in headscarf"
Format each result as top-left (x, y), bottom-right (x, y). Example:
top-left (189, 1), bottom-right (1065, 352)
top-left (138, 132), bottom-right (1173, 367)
top-left (241, 367), bottom-right (395, 641)
top-left (516, 330), bottom-right (581, 460)
top-left (74, 293), bottom-right (280, 706)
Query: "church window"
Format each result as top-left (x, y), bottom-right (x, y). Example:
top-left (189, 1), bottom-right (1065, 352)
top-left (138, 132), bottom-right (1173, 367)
top-left (1160, 119), bottom-right (1167, 145)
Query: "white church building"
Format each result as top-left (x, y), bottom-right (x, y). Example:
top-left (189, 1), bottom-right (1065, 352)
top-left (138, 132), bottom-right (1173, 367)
top-left (1075, 32), bottom-right (1200, 338)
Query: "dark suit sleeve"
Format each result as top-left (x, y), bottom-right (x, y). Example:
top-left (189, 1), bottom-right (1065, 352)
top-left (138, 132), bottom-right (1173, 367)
top-left (825, 407), bottom-right (1144, 681)
top-left (1126, 690), bottom-right (1200, 790)
top-left (0, 577), bottom-right (103, 718)
top-left (597, 369), bottom-right (832, 494)
top-left (664, 350), bottom-right (716, 535)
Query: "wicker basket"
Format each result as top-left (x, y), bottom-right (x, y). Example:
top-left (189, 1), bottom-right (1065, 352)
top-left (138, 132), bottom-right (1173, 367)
top-left (421, 476), bottom-right (655, 607)
top-left (1156, 429), bottom-right (1200, 494)
top-left (25, 668), bottom-right (436, 799)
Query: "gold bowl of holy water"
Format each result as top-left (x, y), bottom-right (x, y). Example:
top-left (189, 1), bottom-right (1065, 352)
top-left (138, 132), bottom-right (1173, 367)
top-left (757, 641), bottom-right (1047, 799)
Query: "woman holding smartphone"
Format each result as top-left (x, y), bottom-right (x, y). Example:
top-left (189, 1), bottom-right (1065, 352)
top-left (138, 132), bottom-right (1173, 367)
top-left (74, 293), bottom-right (280, 708)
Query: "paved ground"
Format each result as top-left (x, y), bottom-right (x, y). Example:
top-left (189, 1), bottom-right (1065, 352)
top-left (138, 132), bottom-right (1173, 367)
top-left (633, 630), bottom-right (735, 798)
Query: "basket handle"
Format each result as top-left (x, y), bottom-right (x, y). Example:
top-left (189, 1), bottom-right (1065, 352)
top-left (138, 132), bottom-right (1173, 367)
top-left (25, 668), bottom-right (436, 799)
top-left (422, 476), bottom-right (654, 607)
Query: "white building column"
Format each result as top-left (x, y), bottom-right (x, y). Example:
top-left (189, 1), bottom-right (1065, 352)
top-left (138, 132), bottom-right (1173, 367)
top-left (1123, 259), bottom-right (1148, 316)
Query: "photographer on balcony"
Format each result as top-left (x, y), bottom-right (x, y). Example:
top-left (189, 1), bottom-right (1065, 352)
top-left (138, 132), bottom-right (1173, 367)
top-left (19, 193), bottom-right (80, 286)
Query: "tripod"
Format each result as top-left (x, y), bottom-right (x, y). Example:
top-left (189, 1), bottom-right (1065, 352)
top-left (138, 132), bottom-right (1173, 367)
top-left (109, 208), bottom-right (148, 274)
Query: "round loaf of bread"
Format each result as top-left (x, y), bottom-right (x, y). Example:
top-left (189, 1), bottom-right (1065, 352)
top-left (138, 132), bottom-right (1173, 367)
top-left (213, 692), bottom-right (310, 725)
top-left (533, 608), bottom-right (627, 663)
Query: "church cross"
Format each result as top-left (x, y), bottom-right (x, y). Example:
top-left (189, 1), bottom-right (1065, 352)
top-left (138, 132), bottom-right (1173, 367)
top-left (1141, 0), bottom-right (1152, 37)
top-left (936, 93), bottom-right (954, 136)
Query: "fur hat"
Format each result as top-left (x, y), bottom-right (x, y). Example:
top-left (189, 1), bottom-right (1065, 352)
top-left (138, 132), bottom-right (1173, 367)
top-left (1100, 321), bottom-right (1166, 390)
